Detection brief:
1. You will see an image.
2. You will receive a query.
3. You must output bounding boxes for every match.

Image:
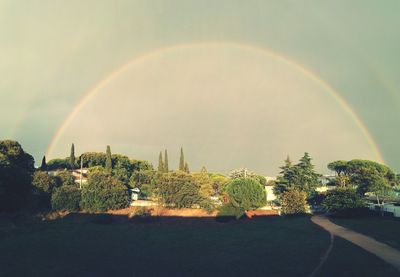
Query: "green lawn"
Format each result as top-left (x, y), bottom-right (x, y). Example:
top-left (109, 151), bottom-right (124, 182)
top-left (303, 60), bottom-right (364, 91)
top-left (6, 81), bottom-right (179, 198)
top-left (0, 214), bottom-right (398, 277)
top-left (331, 215), bottom-right (400, 250)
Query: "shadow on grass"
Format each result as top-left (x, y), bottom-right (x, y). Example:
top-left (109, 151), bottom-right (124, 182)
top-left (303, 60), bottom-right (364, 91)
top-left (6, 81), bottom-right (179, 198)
top-left (1, 212), bottom-right (399, 277)
top-left (59, 211), bottom-right (284, 225)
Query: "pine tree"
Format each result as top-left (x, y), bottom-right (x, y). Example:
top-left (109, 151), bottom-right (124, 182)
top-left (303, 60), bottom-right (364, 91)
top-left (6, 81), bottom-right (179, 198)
top-left (70, 143), bottom-right (75, 169)
top-left (179, 147), bottom-right (185, 171)
top-left (40, 156), bottom-right (47, 171)
top-left (164, 149), bottom-right (169, 172)
top-left (275, 155), bottom-right (297, 196)
top-left (184, 162), bottom-right (190, 173)
top-left (279, 155), bottom-right (294, 182)
top-left (158, 151), bottom-right (164, 172)
top-left (105, 145), bottom-right (112, 172)
top-left (296, 152), bottom-right (320, 194)
top-left (280, 155), bottom-right (292, 173)
top-left (298, 152), bottom-right (313, 170)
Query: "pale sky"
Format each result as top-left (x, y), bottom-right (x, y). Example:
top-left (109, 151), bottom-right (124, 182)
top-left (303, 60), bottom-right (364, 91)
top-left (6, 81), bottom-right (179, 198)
top-left (1, 1), bottom-right (399, 174)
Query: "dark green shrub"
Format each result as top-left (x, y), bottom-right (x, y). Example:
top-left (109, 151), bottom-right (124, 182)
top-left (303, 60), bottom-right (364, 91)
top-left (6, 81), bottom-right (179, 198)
top-left (32, 171), bottom-right (58, 194)
top-left (158, 172), bottom-right (201, 208)
top-left (139, 184), bottom-right (153, 199)
top-left (56, 171), bottom-right (75, 186)
top-left (80, 172), bottom-right (130, 212)
top-left (0, 140), bottom-right (34, 212)
top-left (135, 207), bottom-right (152, 217)
top-left (199, 199), bottom-right (216, 214)
top-left (131, 207), bottom-right (154, 223)
top-left (31, 171), bottom-right (59, 210)
top-left (225, 178), bottom-right (266, 211)
top-left (322, 187), bottom-right (366, 216)
top-left (51, 186), bottom-right (81, 212)
top-left (280, 188), bottom-right (308, 215)
top-left (308, 191), bottom-right (326, 206)
top-left (216, 204), bottom-right (245, 222)
top-left (257, 175), bottom-right (267, 186)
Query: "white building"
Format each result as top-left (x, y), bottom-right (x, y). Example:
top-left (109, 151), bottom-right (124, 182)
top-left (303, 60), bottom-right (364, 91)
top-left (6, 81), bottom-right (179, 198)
top-left (265, 185), bottom-right (276, 201)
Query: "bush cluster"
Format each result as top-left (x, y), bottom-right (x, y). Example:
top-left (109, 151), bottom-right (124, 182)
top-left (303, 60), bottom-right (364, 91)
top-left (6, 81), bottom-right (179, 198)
top-left (158, 171), bottom-right (202, 208)
top-left (280, 188), bottom-right (308, 215)
top-left (225, 178), bottom-right (266, 211)
top-left (51, 186), bottom-right (81, 212)
top-left (322, 188), bottom-right (366, 216)
top-left (80, 172), bottom-right (130, 212)
top-left (216, 204), bottom-right (245, 222)
top-left (32, 170), bottom-right (78, 211)
top-left (0, 140), bottom-right (34, 212)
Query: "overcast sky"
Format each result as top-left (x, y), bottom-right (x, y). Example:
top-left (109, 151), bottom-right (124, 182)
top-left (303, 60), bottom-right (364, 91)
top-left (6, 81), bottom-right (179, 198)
top-left (1, 1), bottom-right (399, 174)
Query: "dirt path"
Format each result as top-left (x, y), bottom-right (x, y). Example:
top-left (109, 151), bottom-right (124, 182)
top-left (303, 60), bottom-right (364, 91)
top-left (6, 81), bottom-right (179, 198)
top-left (311, 215), bottom-right (400, 271)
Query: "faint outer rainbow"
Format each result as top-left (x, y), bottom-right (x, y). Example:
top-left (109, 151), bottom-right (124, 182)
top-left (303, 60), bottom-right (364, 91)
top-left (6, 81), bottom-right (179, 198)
top-left (46, 42), bottom-right (385, 163)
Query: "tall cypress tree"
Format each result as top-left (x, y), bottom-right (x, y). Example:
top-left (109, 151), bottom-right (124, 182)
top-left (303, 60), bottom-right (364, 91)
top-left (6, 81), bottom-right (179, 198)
top-left (164, 149), bottom-right (169, 172)
top-left (40, 156), bottom-right (47, 171)
top-left (179, 147), bottom-right (185, 171)
top-left (70, 143), bottom-right (75, 169)
top-left (184, 162), bottom-right (190, 173)
top-left (158, 151), bottom-right (164, 172)
top-left (105, 145), bottom-right (112, 172)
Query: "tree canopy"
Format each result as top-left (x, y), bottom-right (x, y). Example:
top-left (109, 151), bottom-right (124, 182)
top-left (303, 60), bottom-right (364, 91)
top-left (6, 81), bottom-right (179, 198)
top-left (164, 149), bottom-right (169, 172)
top-left (0, 140), bottom-right (34, 211)
top-left (275, 153), bottom-right (321, 197)
top-left (40, 156), bottom-right (47, 171)
top-left (158, 171), bottom-right (201, 208)
top-left (179, 147), bottom-right (185, 171)
top-left (327, 159), bottom-right (397, 202)
top-left (158, 151), bottom-right (164, 172)
top-left (322, 187), bottom-right (365, 214)
top-left (69, 143), bottom-right (76, 169)
top-left (280, 188), bottom-right (308, 215)
top-left (105, 145), bottom-right (112, 172)
top-left (80, 171), bottom-right (130, 212)
top-left (225, 178), bottom-right (266, 211)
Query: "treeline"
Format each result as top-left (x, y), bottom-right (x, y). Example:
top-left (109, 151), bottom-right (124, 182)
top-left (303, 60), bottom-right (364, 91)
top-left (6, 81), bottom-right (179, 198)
top-left (0, 141), bottom-right (140, 212)
top-left (272, 153), bottom-right (399, 215)
top-left (0, 140), bottom-right (231, 213)
top-left (44, 151), bottom-right (152, 172)
top-left (1, 139), bottom-right (399, 218)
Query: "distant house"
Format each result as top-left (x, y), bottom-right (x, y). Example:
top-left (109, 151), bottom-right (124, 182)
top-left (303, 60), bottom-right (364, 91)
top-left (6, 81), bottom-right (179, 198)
top-left (315, 185), bottom-right (335, 193)
top-left (47, 169), bottom-right (88, 184)
top-left (264, 185), bottom-right (276, 201)
top-left (316, 175), bottom-right (336, 192)
top-left (319, 175), bottom-right (335, 185)
top-left (265, 176), bottom-right (277, 183)
top-left (130, 188), bottom-right (140, 201)
top-left (71, 169), bottom-right (88, 184)
top-left (263, 176), bottom-right (277, 202)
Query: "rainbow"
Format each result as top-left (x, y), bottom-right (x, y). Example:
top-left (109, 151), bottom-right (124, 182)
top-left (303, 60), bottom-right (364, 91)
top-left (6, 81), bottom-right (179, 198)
top-left (46, 41), bottom-right (385, 163)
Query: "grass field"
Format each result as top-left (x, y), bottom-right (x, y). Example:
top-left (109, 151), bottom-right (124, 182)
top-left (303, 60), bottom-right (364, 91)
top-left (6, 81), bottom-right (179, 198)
top-left (0, 214), bottom-right (398, 277)
top-left (332, 215), bottom-right (400, 251)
